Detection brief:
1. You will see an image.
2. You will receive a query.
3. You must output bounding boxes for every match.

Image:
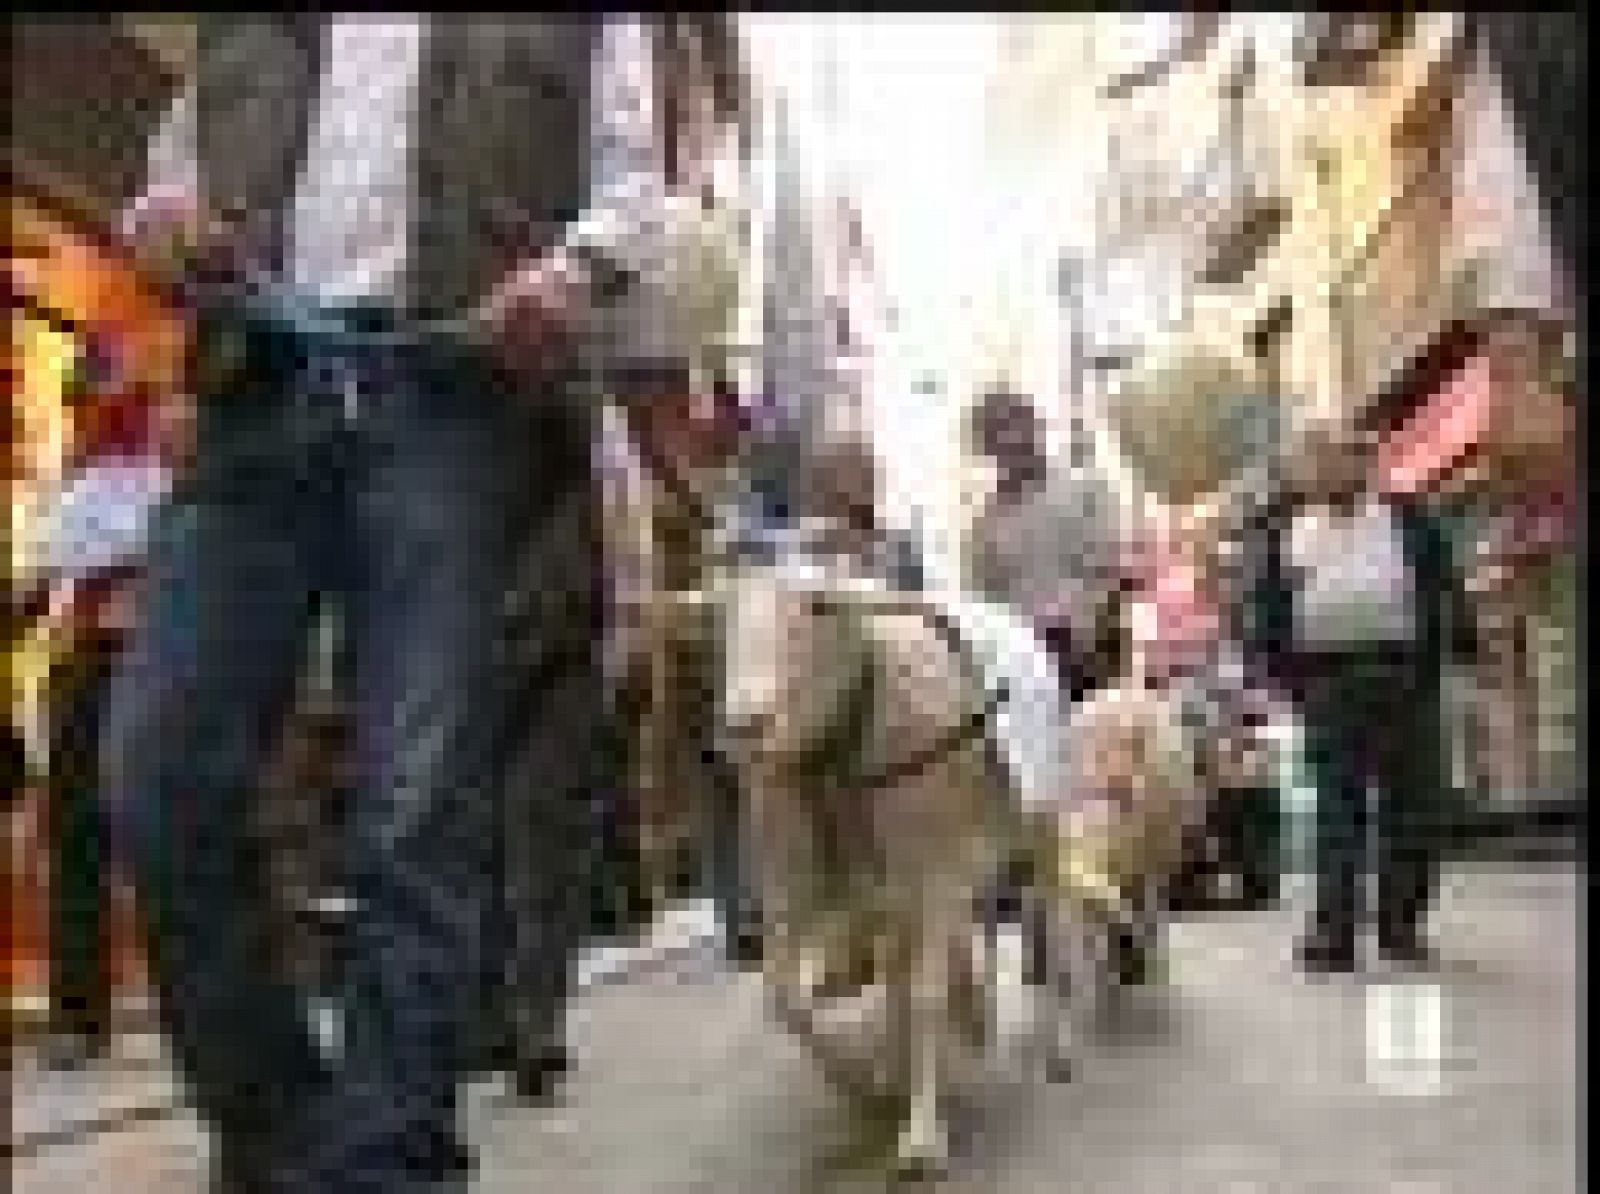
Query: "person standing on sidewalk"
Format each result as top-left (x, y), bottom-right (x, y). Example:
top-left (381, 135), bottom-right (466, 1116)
top-left (1133, 513), bottom-right (1284, 914)
top-left (1253, 428), bottom-right (1476, 974)
top-left (21, 332), bottom-right (176, 1069)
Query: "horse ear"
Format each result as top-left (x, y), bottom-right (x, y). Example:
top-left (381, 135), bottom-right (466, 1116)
top-left (640, 588), bottom-right (714, 612)
top-left (841, 590), bottom-right (927, 616)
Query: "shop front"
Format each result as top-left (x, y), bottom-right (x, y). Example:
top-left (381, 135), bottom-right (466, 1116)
top-left (8, 182), bottom-right (186, 1043)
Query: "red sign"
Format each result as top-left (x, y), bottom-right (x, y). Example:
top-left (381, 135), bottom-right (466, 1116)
top-left (1376, 349), bottom-right (1498, 498)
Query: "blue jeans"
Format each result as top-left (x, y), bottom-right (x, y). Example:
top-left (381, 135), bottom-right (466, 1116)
top-left (49, 642), bottom-right (120, 1043)
top-left (121, 302), bottom-right (603, 1191)
top-left (102, 498), bottom-right (202, 874)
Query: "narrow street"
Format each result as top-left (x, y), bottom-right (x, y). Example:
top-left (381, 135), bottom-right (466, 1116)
top-left (14, 863), bottom-right (1580, 1193)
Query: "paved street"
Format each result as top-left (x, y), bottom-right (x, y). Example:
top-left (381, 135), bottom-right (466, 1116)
top-left (13, 864), bottom-right (1581, 1193)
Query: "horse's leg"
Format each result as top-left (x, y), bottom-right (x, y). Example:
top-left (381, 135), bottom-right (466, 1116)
top-left (1130, 878), bottom-right (1165, 987)
top-left (1037, 890), bottom-right (1108, 1085)
top-left (957, 900), bottom-right (998, 1060)
top-left (633, 719), bottom-right (676, 926)
top-left (894, 890), bottom-right (957, 1179)
top-left (1028, 823), bottom-right (1087, 1082)
top-left (1031, 889), bottom-right (1070, 1082)
top-left (972, 851), bottom-right (1027, 1048)
top-left (744, 770), bottom-right (822, 1039)
top-left (638, 612), bottom-right (704, 919)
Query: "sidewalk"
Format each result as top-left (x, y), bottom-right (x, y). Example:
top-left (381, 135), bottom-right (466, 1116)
top-left (576, 900), bottom-right (727, 992)
top-left (10, 1032), bottom-right (179, 1159)
top-left (12, 863), bottom-right (1581, 1193)
top-left (11, 901), bottom-right (728, 1159)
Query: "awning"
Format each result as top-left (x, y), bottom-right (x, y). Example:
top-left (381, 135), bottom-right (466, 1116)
top-left (1375, 347), bottom-right (1497, 497)
top-left (1375, 316), bottom-right (1572, 499)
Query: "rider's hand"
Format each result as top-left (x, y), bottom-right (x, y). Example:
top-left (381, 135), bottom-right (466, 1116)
top-left (119, 189), bottom-right (243, 299)
top-left (472, 251), bottom-right (594, 378)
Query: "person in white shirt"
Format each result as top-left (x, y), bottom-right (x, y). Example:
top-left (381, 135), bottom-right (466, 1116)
top-left (114, 17), bottom-right (747, 1192)
top-left (1265, 428), bottom-right (1476, 974)
top-left (966, 387), bottom-right (1127, 705)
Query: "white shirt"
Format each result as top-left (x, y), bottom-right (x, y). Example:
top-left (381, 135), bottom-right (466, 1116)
top-left (1289, 498), bottom-right (1416, 646)
top-left (288, 18), bottom-right (427, 304)
top-left (969, 471), bottom-right (1125, 646)
top-left (936, 595), bottom-right (1071, 816)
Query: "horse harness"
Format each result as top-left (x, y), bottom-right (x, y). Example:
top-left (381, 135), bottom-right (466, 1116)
top-left (781, 600), bottom-right (1011, 930)
top-left (791, 603), bottom-right (1010, 799)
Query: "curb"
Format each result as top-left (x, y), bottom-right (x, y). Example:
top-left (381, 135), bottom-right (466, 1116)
top-left (575, 902), bottom-right (728, 994)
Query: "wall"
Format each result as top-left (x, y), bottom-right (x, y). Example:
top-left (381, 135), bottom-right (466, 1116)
top-left (9, 19), bottom-right (178, 221)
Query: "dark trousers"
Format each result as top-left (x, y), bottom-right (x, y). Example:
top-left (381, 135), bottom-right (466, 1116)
top-left (102, 498), bottom-right (201, 873)
top-left (1213, 785), bottom-right (1282, 899)
top-left (1168, 784), bottom-right (1282, 909)
top-left (48, 643), bottom-right (120, 1045)
top-left (578, 711), bottom-right (652, 943)
top-left (1037, 620), bottom-right (1096, 706)
top-left (1300, 647), bottom-right (1445, 948)
top-left (700, 738), bottom-right (761, 953)
top-left (121, 305), bottom-right (602, 1192)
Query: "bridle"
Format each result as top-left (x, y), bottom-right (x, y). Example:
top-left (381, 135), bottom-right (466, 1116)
top-left (862, 605), bottom-right (1010, 796)
top-left (772, 582), bottom-right (1010, 798)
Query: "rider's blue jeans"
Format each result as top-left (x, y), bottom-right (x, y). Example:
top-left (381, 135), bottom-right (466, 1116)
top-left (117, 301), bottom-right (604, 1191)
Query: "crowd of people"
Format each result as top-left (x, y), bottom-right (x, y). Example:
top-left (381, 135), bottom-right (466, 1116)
top-left (10, 13), bottom-right (1578, 1193)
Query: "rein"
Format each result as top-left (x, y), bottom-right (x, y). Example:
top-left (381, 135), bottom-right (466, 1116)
top-left (863, 678), bottom-right (1009, 796)
top-left (787, 600), bottom-right (1009, 798)
top-left (776, 599), bottom-right (1009, 938)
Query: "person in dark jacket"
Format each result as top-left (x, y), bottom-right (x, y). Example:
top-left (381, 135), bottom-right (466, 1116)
top-left (114, 18), bottom-right (745, 1192)
top-left (1239, 427), bottom-right (1476, 972)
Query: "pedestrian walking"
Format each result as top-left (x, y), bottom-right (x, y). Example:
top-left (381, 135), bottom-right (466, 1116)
top-left (113, 17), bottom-right (745, 1191)
top-left (1244, 428), bottom-right (1476, 973)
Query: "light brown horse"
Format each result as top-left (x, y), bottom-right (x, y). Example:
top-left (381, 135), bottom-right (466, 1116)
top-left (1024, 678), bottom-right (1206, 1079)
top-left (692, 551), bottom-right (1014, 1179)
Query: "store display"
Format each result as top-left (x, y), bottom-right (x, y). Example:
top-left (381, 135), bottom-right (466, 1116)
top-left (7, 190), bottom-right (184, 1020)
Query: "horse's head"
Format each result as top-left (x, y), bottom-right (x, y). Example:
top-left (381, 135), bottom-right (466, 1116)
top-left (714, 554), bottom-right (881, 766)
top-left (654, 512), bottom-right (936, 767)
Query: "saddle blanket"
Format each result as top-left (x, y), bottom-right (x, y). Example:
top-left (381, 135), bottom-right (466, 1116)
top-left (928, 594), bottom-right (1072, 815)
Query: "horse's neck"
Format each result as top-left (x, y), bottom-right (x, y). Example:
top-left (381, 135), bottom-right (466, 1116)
top-left (856, 624), bottom-right (903, 777)
top-left (864, 615), bottom-right (970, 779)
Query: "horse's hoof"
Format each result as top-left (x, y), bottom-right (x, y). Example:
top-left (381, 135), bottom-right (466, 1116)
top-left (892, 1146), bottom-right (949, 1184)
top-left (727, 929), bottom-right (766, 969)
top-left (1043, 1052), bottom-right (1076, 1084)
top-left (508, 1045), bottom-right (572, 1105)
top-left (893, 1127), bottom-right (950, 1183)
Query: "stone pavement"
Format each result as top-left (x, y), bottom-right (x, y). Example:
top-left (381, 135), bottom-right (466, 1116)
top-left (12, 864), bottom-right (1581, 1193)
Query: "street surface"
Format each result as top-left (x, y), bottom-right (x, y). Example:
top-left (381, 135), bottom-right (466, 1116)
top-left (13, 864), bottom-right (1581, 1193)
